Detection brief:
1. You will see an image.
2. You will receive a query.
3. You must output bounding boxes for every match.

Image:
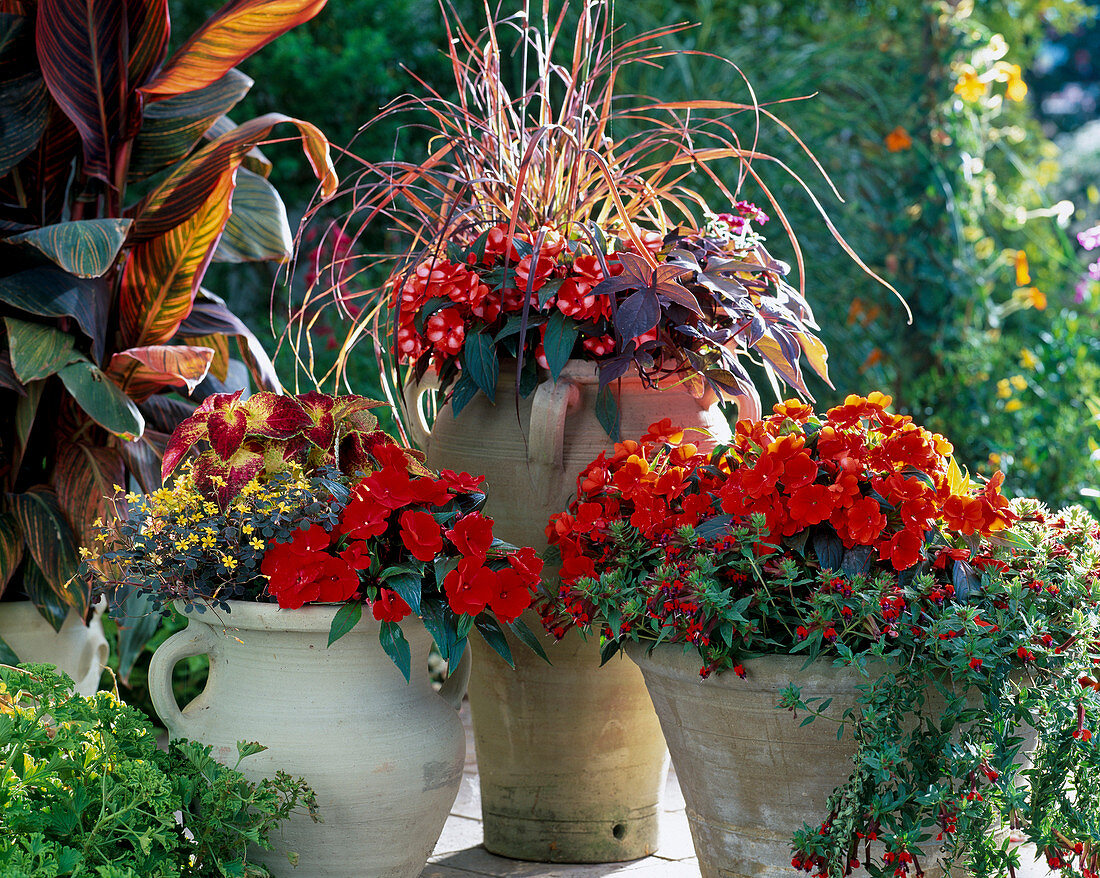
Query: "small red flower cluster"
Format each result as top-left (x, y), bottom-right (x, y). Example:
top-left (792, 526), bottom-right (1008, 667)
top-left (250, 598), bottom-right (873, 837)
top-left (394, 222), bottom-right (664, 368)
top-left (261, 443), bottom-right (542, 622)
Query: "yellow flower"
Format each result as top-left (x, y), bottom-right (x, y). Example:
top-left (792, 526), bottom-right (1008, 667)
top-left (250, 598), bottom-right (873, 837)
top-left (884, 126), bottom-right (913, 153)
top-left (1005, 399), bottom-right (1024, 413)
top-left (221, 555), bottom-right (238, 570)
top-left (988, 452), bottom-right (1002, 467)
top-left (125, 491), bottom-right (141, 504)
top-left (78, 546), bottom-right (91, 559)
top-left (249, 538), bottom-right (265, 551)
top-left (201, 535), bottom-right (217, 549)
top-left (242, 523), bottom-right (254, 535)
top-left (1009, 375), bottom-right (1027, 391)
top-left (996, 379), bottom-right (1012, 399)
top-left (954, 68), bottom-right (987, 102)
top-left (1019, 348), bottom-right (1038, 370)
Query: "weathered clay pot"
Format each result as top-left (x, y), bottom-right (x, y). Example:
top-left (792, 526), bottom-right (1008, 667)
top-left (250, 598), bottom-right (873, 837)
top-left (0, 599), bottom-right (108, 696)
top-left (626, 645), bottom-right (1031, 878)
top-left (148, 601), bottom-right (470, 878)
top-left (405, 360), bottom-right (731, 862)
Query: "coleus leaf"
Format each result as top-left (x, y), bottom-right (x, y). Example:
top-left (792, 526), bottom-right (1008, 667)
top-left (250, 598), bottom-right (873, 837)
top-left (138, 0), bottom-right (328, 101)
top-left (192, 440), bottom-right (265, 507)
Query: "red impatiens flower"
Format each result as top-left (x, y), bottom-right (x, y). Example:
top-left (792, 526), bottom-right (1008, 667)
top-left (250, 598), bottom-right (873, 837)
top-left (399, 509), bottom-right (444, 562)
top-left (443, 560), bottom-right (497, 615)
top-left (372, 587), bottom-right (412, 622)
top-left (446, 512), bottom-right (495, 559)
top-left (489, 568), bottom-right (535, 623)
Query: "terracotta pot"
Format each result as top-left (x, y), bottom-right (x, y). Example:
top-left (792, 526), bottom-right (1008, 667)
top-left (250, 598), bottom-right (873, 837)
top-left (148, 601), bottom-right (470, 878)
top-left (626, 645), bottom-right (1032, 878)
top-left (0, 599), bottom-right (108, 696)
top-left (405, 360), bottom-right (731, 862)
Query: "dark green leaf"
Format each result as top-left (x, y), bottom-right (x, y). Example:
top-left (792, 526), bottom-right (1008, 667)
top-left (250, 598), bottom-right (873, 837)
top-left (109, 585), bottom-right (162, 682)
top-left (474, 613), bottom-right (513, 667)
top-left (594, 384), bottom-right (619, 441)
top-left (0, 635), bottom-right (18, 664)
top-left (7, 219), bottom-right (131, 278)
top-left (383, 571), bottom-right (423, 615)
top-left (542, 310), bottom-right (578, 381)
top-left (462, 331), bottom-right (498, 402)
top-left (507, 617), bottom-right (550, 663)
top-left (379, 620), bottom-right (412, 681)
top-left (0, 269), bottom-right (108, 363)
top-left (419, 592), bottom-right (459, 662)
top-left (537, 277), bottom-right (563, 307)
top-left (58, 358), bottom-right (145, 439)
top-left (327, 601), bottom-right (362, 646)
top-left (4, 316), bottom-right (74, 382)
top-left (449, 373), bottom-right (479, 418)
top-left (0, 72), bottom-right (49, 176)
top-left (952, 559), bottom-right (982, 601)
top-left (693, 514), bottom-right (735, 541)
top-left (599, 638), bottom-right (620, 667)
top-left (812, 530), bottom-right (844, 571)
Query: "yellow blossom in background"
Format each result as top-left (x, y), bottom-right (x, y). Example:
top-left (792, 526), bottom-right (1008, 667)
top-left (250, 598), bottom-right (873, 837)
top-left (995, 62), bottom-right (1028, 102)
top-left (954, 67), bottom-right (987, 102)
top-left (1026, 287), bottom-right (1047, 310)
top-left (1019, 349), bottom-right (1038, 370)
top-left (1005, 399), bottom-right (1024, 413)
top-left (988, 452), bottom-right (1002, 467)
top-left (1009, 374), bottom-right (1027, 391)
top-left (1014, 250), bottom-right (1030, 286)
top-left (997, 379), bottom-right (1013, 398)
top-left (885, 126), bottom-right (913, 152)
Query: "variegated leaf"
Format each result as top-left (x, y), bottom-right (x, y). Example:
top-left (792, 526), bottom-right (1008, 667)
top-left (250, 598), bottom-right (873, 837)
top-left (7, 486), bottom-right (86, 618)
top-left (106, 344), bottom-right (214, 401)
top-left (35, 0), bottom-right (123, 182)
top-left (53, 441), bottom-right (124, 558)
top-left (4, 315), bottom-right (74, 382)
top-left (58, 357), bottom-right (145, 439)
top-left (7, 218), bottom-right (132, 278)
top-left (180, 333), bottom-right (230, 381)
top-left (0, 511), bottom-right (24, 592)
top-left (119, 170), bottom-right (234, 347)
top-left (0, 269), bottom-right (109, 364)
top-left (138, 0), bottom-right (327, 101)
top-left (212, 167), bottom-right (291, 262)
top-left (0, 71), bottom-right (50, 176)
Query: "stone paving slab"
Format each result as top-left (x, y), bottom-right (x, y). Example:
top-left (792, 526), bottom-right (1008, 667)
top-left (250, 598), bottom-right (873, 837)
top-left (425, 702), bottom-right (1054, 878)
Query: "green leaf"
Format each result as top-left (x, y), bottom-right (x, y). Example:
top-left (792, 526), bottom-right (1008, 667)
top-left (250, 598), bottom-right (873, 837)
top-left (507, 617), bottom-right (550, 663)
top-left (7, 219), bottom-right (132, 278)
top-left (58, 358), bottom-right (145, 439)
top-left (594, 384), bottom-right (619, 441)
top-left (379, 620), bottom-right (411, 682)
top-left (7, 487), bottom-right (85, 618)
top-left (462, 331), bottom-right (498, 403)
top-left (327, 601), bottom-right (362, 647)
top-left (4, 316), bottom-right (75, 382)
top-left (449, 374), bottom-right (480, 418)
top-left (0, 635), bottom-right (18, 664)
top-left (382, 570), bottom-right (422, 615)
top-left (419, 592), bottom-right (459, 663)
top-left (109, 585), bottom-right (162, 682)
top-left (236, 741), bottom-right (268, 761)
top-left (599, 638), bottom-right (621, 666)
top-left (212, 168), bottom-right (292, 263)
top-left (474, 613), bottom-right (513, 667)
top-left (542, 310), bottom-right (578, 381)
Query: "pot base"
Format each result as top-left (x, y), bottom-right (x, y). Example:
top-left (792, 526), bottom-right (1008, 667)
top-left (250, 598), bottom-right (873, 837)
top-left (482, 810), bottom-right (661, 863)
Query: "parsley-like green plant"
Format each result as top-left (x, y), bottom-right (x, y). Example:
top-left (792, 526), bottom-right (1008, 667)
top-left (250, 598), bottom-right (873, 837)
top-left (0, 663), bottom-right (316, 878)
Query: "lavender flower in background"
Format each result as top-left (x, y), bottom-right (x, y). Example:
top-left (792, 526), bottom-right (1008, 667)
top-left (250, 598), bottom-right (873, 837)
top-left (1075, 223), bottom-right (1100, 303)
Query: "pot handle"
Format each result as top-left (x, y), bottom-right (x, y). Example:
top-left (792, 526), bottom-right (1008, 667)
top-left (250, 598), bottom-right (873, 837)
top-left (437, 647), bottom-right (472, 711)
top-left (148, 622), bottom-right (218, 737)
top-left (400, 371), bottom-right (441, 453)
top-left (527, 377), bottom-right (581, 496)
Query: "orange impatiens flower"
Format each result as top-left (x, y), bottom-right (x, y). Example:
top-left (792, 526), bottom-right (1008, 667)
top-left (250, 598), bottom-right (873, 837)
top-left (884, 126), bottom-right (913, 152)
top-left (1015, 250), bottom-right (1031, 286)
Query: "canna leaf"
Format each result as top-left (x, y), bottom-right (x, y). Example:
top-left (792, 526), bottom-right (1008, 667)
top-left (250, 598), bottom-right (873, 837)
top-left (7, 219), bottom-right (132, 278)
top-left (119, 169), bottom-right (235, 347)
top-left (58, 358), bottom-right (145, 439)
top-left (0, 512), bottom-right (24, 592)
top-left (129, 112), bottom-right (335, 243)
top-left (21, 559), bottom-right (71, 630)
top-left (125, 0), bottom-right (170, 90)
top-left (106, 345), bottom-right (214, 401)
top-left (128, 68), bottom-right (253, 180)
top-left (52, 442), bottom-right (124, 557)
top-left (4, 316), bottom-right (74, 382)
top-left (0, 269), bottom-right (109, 363)
top-left (35, 0), bottom-right (124, 182)
top-left (7, 486), bottom-right (86, 619)
top-left (0, 71), bottom-right (50, 176)
top-left (138, 0), bottom-right (327, 101)
top-left (179, 294), bottom-right (281, 392)
top-left (212, 167), bottom-right (292, 263)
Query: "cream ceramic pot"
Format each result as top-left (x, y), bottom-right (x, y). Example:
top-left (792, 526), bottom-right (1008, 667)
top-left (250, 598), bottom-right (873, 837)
top-left (0, 599), bottom-right (108, 696)
top-left (405, 360), bottom-right (731, 862)
top-left (627, 645), bottom-right (1031, 878)
top-left (148, 601), bottom-right (470, 878)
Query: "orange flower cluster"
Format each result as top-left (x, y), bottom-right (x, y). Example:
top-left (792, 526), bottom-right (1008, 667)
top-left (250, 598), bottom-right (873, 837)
top-left (720, 393), bottom-right (1016, 570)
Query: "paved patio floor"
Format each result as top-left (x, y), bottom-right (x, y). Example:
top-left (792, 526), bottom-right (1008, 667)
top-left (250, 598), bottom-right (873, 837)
top-left (421, 702), bottom-right (1053, 878)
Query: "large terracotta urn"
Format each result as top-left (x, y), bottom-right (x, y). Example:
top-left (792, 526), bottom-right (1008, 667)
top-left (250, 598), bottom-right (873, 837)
top-left (0, 599), bottom-right (109, 696)
top-left (148, 601), bottom-right (470, 878)
top-left (626, 646), bottom-right (1031, 878)
top-left (405, 360), bottom-right (731, 862)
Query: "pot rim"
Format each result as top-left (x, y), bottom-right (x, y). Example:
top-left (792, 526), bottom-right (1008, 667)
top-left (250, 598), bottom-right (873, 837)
top-left (173, 598), bottom-right (387, 635)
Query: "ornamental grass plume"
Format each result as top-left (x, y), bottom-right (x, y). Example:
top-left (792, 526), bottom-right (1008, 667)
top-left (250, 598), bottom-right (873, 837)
top-left (288, 0), bottom-right (904, 436)
top-left (540, 395), bottom-right (1100, 877)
